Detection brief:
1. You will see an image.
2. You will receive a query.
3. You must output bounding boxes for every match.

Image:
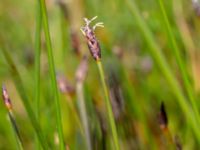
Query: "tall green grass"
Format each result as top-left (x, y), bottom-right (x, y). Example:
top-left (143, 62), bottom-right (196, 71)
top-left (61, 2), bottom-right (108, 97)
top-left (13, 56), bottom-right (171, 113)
top-left (1, 0), bottom-right (200, 149)
top-left (126, 0), bottom-right (200, 143)
top-left (34, 0), bottom-right (42, 149)
top-left (39, 0), bottom-right (65, 149)
top-left (157, 0), bottom-right (200, 127)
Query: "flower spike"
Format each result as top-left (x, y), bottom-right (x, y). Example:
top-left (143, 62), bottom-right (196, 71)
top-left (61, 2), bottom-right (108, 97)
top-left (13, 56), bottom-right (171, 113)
top-left (80, 16), bottom-right (104, 61)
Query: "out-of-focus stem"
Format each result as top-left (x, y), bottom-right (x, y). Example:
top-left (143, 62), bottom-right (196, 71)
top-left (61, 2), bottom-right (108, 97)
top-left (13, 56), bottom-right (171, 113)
top-left (76, 82), bottom-right (92, 150)
top-left (34, 0), bottom-right (42, 149)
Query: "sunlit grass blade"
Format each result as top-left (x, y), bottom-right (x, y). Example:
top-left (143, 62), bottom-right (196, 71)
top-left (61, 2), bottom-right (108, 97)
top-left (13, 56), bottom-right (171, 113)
top-left (34, 0), bottom-right (42, 149)
top-left (39, 0), bottom-right (65, 149)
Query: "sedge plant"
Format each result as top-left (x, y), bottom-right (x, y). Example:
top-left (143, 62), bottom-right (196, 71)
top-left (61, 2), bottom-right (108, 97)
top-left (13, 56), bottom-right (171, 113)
top-left (80, 16), bottom-right (120, 150)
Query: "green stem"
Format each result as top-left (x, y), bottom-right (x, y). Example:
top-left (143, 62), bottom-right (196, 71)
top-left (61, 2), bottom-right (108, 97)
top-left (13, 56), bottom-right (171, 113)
top-left (34, 0), bottom-right (42, 149)
top-left (125, 0), bottom-right (200, 142)
top-left (8, 111), bottom-right (23, 150)
top-left (39, 0), bottom-right (65, 149)
top-left (76, 82), bottom-right (92, 150)
top-left (158, 0), bottom-right (200, 129)
top-left (96, 60), bottom-right (120, 150)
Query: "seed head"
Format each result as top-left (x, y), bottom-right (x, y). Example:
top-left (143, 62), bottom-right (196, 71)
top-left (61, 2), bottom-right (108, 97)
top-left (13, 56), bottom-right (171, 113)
top-left (158, 102), bottom-right (168, 130)
top-left (2, 85), bottom-right (12, 111)
top-left (80, 16), bottom-right (104, 61)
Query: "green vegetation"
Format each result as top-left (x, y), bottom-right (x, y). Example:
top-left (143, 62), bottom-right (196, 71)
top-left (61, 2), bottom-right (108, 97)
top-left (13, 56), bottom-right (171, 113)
top-left (0, 0), bottom-right (200, 149)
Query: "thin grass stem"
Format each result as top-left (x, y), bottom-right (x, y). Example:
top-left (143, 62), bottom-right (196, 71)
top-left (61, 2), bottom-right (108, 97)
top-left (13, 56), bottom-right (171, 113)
top-left (34, 0), bottom-right (42, 149)
top-left (97, 60), bottom-right (120, 150)
top-left (39, 0), bottom-right (65, 149)
top-left (76, 82), bottom-right (92, 150)
top-left (8, 111), bottom-right (23, 150)
top-left (35, 0), bottom-right (42, 128)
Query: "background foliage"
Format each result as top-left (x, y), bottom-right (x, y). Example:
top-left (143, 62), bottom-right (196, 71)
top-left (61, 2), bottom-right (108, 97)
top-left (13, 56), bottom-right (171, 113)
top-left (1, 0), bottom-right (200, 149)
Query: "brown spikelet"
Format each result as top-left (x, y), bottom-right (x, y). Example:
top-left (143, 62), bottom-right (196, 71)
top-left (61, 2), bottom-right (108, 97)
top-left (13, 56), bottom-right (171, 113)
top-left (158, 102), bottom-right (168, 130)
top-left (80, 16), bottom-right (104, 61)
top-left (2, 85), bottom-right (12, 111)
top-left (2, 85), bottom-right (23, 147)
top-left (56, 73), bottom-right (75, 95)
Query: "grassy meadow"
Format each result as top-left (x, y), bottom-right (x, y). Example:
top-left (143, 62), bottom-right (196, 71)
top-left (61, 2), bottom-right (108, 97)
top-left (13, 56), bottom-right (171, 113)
top-left (1, 0), bottom-right (200, 149)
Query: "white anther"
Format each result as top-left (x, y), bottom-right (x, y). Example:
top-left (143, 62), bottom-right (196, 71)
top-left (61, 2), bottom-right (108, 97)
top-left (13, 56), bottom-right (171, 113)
top-left (93, 22), bottom-right (104, 30)
top-left (81, 16), bottom-right (104, 35)
top-left (80, 27), bottom-right (86, 36)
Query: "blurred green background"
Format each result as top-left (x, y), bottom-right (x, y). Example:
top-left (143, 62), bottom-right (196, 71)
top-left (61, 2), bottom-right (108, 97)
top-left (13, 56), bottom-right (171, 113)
top-left (1, 0), bottom-right (200, 149)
